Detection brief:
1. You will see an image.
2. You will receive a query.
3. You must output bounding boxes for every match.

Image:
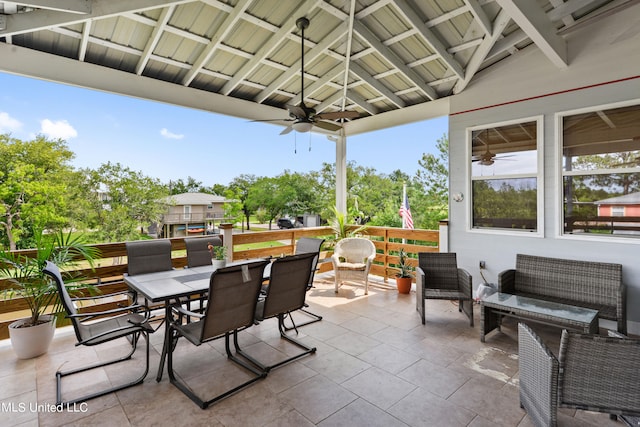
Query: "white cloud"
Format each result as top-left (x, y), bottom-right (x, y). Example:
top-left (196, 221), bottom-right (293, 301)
top-left (0, 112), bottom-right (23, 133)
top-left (160, 128), bottom-right (184, 140)
top-left (40, 119), bottom-right (78, 139)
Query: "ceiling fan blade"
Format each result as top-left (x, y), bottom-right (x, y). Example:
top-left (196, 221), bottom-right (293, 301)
top-left (251, 118), bottom-right (294, 123)
top-left (280, 125), bottom-right (294, 135)
top-left (316, 111), bottom-right (359, 120)
top-left (286, 104), bottom-right (306, 119)
top-left (314, 120), bottom-right (342, 132)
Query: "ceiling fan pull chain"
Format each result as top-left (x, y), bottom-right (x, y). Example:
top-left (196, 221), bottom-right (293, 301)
top-left (308, 132), bottom-right (312, 151)
top-left (294, 132), bottom-right (297, 154)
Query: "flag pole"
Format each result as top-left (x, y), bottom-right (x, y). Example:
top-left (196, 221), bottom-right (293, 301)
top-left (402, 182), bottom-right (407, 244)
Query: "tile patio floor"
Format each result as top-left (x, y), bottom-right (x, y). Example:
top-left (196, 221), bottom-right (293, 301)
top-left (0, 273), bottom-right (625, 427)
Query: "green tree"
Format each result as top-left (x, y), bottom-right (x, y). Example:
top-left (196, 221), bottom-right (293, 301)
top-left (168, 176), bottom-right (205, 194)
top-left (0, 134), bottom-right (76, 250)
top-left (414, 134), bottom-right (449, 229)
top-left (228, 174), bottom-right (257, 231)
top-left (78, 162), bottom-right (169, 242)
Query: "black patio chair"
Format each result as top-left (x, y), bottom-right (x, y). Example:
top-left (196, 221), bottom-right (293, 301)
top-left (185, 236), bottom-right (222, 268)
top-left (415, 252), bottom-right (474, 326)
top-left (166, 260), bottom-right (269, 409)
top-left (126, 239), bottom-right (175, 328)
top-left (284, 237), bottom-right (325, 329)
top-left (43, 261), bottom-right (154, 406)
top-left (237, 252), bottom-right (317, 372)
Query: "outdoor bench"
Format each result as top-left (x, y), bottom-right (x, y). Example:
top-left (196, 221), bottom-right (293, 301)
top-left (499, 254), bottom-right (626, 334)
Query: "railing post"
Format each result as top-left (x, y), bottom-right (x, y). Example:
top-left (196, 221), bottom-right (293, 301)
top-left (439, 220), bottom-right (449, 253)
top-left (219, 223), bottom-right (234, 261)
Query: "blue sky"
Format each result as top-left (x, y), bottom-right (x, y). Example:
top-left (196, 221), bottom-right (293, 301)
top-left (0, 72), bottom-right (448, 186)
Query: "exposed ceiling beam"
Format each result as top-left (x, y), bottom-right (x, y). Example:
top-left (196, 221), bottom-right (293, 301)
top-left (77, 19), bottom-right (91, 61)
top-left (463, 0), bottom-right (492, 35)
top-left (454, 9), bottom-right (511, 93)
top-left (353, 20), bottom-right (438, 100)
top-left (181, 0), bottom-right (253, 86)
top-left (496, 0), bottom-right (568, 68)
top-left (288, 65), bottom-right (344, 106)
top-left (220, 1), bottom-right (322, 96)
top-left (254, 22), bottom-right (349, 104)
top-left (10, 0), bottom-right (91, 14)
top-left (344, 90), bottom-right (378, 116)
top-left (393, 0), bottom-right (465, 79)
top-left (0, 41), bottom-right (284, 122)
top-left (348, 62), bottom-right (406, 108)
top-left (0, 0), bottom-right (189, 36)
top-left (135, 5), bottom-right (174, 75)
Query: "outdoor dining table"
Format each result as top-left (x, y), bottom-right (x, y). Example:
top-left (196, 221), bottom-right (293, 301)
top-left (124, 260), bottom-right (267, 382)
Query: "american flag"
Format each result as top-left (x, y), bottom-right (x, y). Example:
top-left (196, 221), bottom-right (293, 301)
top-left (399, 189), bottom-right (414, 229)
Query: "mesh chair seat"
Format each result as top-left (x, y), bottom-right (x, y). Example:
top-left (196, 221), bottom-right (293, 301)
top-left (43, 261), bottom-right (154, 406)
top-left (166, 260), bottom-right (269, 409)
top-left (238, 253), bottom-right (318, 372)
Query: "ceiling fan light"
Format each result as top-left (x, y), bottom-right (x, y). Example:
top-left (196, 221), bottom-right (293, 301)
top-left (292, 121), bottom-right (313, 133)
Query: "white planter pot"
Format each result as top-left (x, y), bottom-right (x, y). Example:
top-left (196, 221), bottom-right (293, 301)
top-left (211, 259), bottom-right (226, 269)
top-left (8, 315), bottom-right (56, 359)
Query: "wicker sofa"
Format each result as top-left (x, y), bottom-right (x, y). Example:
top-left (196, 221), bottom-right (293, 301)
top-left (499, 254), bottom-right (626, 334)
top-left (518, 323), bottom-right (640, 427)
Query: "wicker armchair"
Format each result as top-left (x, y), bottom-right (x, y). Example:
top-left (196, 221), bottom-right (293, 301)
top-left (332, 237), bottom-right (376, 295)
top-left (415, 252), bottom-right (473, 326)
top-left (518, 323), bottom-right (640, 427)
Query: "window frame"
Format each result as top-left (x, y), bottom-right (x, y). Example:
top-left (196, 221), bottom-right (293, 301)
top-left (467, 115), bottom-right (544, 237)
top-left (555, 99), bottom-right (640, 243)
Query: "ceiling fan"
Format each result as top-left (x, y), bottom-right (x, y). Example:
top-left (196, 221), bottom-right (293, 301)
top-left (472, 129), bottom-right (514, 166)
top-left (257, 17), bottom-right (359, 135)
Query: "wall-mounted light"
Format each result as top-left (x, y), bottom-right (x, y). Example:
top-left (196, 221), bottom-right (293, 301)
top-left (452, 192), bottom-right (464, 202)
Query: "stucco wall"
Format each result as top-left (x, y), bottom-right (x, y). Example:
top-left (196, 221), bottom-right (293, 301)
top-left (446, 5), bottom-right (640, 332)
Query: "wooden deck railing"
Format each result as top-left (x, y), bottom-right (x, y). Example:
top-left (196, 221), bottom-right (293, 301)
top-left (0, 225), bottom-right (440, 340)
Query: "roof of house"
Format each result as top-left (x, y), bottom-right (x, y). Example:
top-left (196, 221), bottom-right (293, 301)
top-left (596, 192), bottom-right (640, 205)
top-left (163, 192), bottom-right (229, 206)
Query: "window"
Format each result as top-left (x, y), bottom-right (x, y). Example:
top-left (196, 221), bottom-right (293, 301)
top-left (561, 102), bottom-right (640, 238)
top-left (183, 205), bottom-right (191, 221)
top-left (470, 118), bottom-right (542, 233)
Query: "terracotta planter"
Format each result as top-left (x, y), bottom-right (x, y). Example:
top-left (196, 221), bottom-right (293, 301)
top-left (8, 315), bottom-right (56, 359)
top-left (396, 277), bottom-right (412, 294)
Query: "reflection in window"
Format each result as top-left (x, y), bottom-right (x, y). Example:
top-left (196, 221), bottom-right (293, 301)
top-left (470, 119), bottom-right (540, 232)
top-left (562, 103), bottom-right (640, 237)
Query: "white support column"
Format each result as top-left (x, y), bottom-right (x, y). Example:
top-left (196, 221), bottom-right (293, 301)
top-left (438, 219), bottom-right (449, 252)
top-left (334, 132), bottom-right (347, 214)
top-left (219, 223), bottom-right (234, 261)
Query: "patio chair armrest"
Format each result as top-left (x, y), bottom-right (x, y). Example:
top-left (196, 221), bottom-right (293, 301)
top-left (172, 305), bottom-right (204, 320)
top-left (457, 268), bottom-right (472, 297)
top-left (67, 303), bottom-right (150, 322)
top-left (71, 289), bottom-right (134, 301)
top-left (498, 269), bottom-right (516, 293)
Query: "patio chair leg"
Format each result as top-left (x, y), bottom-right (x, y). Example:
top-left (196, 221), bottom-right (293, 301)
top-left (56, 331), bottom-right (151, 406)
top-left (283, 305), bottom-right (322, 331)
top-left (167, 329), bottom-right (265, 410)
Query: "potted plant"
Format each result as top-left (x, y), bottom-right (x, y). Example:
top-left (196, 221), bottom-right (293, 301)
top-left (395, 248), bottom-right (413, 294)
top-left (208, 243), bottom-right (227, 269)
top-left (0, 230), bottom-right (99, 359)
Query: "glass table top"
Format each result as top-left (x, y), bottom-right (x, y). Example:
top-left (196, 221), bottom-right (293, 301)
top-left (482, 292), bottom-right (598, 323)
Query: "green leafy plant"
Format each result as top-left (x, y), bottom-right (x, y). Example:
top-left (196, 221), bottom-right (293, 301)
top-left (0, 230), bottom-right (100, 327)
top-left (396, 248), bottom-right (414, 279)
top-left (208, 243), bottom-right (226, 260)
top-left (327, 205), bottom-right (368, 244)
